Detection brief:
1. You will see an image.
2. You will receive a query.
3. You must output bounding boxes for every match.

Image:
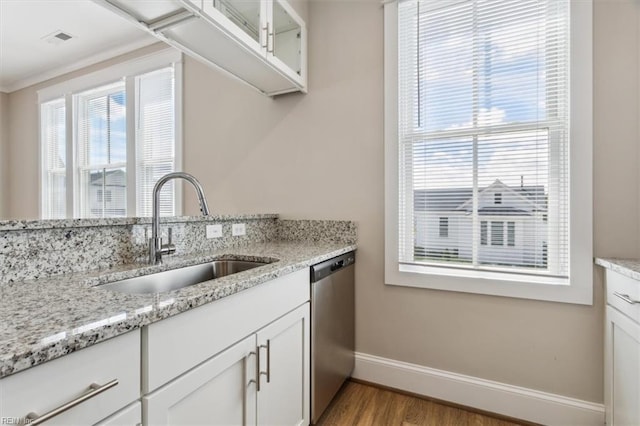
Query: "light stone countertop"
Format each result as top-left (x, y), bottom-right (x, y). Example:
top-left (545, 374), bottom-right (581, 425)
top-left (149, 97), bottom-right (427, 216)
top-left (595, 258), bottom-right (640, 281)
top-left (0, 241), bottom-right (356, 378)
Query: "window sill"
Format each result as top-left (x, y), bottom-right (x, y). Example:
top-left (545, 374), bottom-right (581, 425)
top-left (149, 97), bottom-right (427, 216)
top-left (385, 260), bottom-right (592, 305)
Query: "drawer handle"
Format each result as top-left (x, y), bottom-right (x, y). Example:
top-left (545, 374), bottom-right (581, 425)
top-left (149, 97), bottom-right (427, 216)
top-left (613, 292), bottom-right (640, 305)
top-left (24, 379), bottom-right (118, 425)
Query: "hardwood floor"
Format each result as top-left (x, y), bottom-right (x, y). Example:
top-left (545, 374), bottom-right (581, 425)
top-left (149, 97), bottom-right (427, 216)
top-left (316, 381), bottom-right (526, 426)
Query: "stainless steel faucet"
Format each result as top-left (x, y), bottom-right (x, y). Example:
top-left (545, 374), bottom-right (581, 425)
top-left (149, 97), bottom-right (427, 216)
top-left (149, 172), bottom-right (210, 264)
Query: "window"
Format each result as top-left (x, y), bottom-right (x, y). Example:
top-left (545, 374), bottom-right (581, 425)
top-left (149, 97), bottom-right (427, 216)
top-left (491, 221), bottom-right (504, 246)
top-left (384, 0), bottom-right (593, 304)
top-left (39, 49), bottom-right (182, 219)
top-left (480, 221), bottom-right (487, 246)
top-left (439, 217), bottom-right (448, 238)
top-left (507, 221), bottom-right (515, 247)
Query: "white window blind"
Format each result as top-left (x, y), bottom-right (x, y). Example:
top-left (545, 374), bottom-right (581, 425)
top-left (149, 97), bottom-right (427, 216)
top-left (76, 81), bottom-right (127, 218)
top-left (41, 98), bottom-right (67, 219)
top-left (136, 67), bottom-right (176, 217)
top-left (39, 50), bottom-right (181, 220)
top-left (398, 0), bottom-right (569, 277)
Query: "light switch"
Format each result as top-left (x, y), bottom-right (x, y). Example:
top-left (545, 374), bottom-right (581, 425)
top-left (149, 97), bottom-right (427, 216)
top-left (232, 223), bottom-right (246, 236)
top-left (206, 224), bottom-right (223, 239)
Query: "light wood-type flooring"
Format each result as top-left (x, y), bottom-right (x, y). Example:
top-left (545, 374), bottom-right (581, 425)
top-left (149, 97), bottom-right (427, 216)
top-left (316, 381), bottom-right (527, 426)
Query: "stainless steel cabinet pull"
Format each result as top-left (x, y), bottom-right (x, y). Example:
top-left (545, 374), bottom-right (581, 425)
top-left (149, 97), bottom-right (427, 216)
top-left (613, 291), bottom-right (640, 305)
top-left (24, 379), bottom-right (118, 425)
top-left (248, 351), bottom-right (258, 391)
top-left (259, 340), bottom-right (271, 383)
top-left (268, 29), bottom-right (274, 53)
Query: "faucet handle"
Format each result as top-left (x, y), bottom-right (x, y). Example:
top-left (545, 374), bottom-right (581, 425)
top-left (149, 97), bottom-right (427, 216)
top-left (162, 228), bottom-right (176, 256)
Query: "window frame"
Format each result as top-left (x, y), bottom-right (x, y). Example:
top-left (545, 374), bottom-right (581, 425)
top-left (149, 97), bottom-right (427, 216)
top-left (384, 0), bottom-right (593, 305)
top-left (38, 48), bottom-right (183, 219)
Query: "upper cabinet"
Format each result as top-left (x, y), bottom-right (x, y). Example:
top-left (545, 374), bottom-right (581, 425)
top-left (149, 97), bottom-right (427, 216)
top-left (95, 0), bottom-right (307, 96)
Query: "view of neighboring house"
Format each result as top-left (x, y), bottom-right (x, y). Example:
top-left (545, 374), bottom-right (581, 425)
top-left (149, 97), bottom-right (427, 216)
top-left (414, 180), bottom-right (548, 269)
top-left (88, 168), bottom-right (126, 217)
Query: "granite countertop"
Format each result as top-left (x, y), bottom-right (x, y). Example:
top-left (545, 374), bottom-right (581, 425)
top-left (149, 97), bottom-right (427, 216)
top-left (0, 241), bottom-right (356, 378)
top-left (595, 258), bottom-right (640, 281)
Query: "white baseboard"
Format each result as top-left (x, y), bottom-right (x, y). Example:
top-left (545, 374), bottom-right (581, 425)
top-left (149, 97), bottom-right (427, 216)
top-left (353, 352), bottom-right (604, 426)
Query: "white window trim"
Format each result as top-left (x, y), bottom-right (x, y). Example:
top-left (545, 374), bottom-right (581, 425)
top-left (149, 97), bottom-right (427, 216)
top-left (38, 48), bottom-right (184, 218)
top-left (383, 0), bottom-right (593, 305)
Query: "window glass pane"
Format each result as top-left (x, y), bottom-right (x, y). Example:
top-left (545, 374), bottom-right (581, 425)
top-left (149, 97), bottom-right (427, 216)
top-left (398, 0), bottom-right (569, 277)
top-left (78, 167), bottom-right (127, 218)
top-left (507, 221), bottom-right (515, 247)
top-left (418, 1), bottom-right (474, 132)
top-left (41, 98), bottom-right (66, 219)
top-left (136, 67), bottom-right (175, 217)
top-left (491, 221), bottom-right (504, 246)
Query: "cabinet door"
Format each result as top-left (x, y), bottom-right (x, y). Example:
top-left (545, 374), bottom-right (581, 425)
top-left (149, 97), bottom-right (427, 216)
top-left (256, 303), bottom-right (310, 426)
top-left (605, 306), bottom-right (640, 426)
top-left (96, 402), bottom-right (141, 426)
top-left (266, 0), bottom-right (306, 87)
top-left (144, 335), bottom-right (258, 426)
top-left (200, 0), bottom-right (267, 55)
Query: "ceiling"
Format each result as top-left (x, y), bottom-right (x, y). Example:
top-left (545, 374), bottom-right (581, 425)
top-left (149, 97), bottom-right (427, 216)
top-left (0, 0), bottom-right (157, 93)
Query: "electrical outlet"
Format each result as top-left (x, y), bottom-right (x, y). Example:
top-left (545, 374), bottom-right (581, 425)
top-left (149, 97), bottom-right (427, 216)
top-left (232, 223), bottom-right (246, 236)
top-left (206, 224), bottom-right (223, 239)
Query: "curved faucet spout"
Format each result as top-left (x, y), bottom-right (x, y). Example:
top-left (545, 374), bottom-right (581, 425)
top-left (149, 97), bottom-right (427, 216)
top-left (150, 172), bottom-right (210, 264)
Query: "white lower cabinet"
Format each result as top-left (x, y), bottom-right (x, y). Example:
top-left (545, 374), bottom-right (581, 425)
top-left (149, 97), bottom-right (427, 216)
top-left (144, 335), bottom-right (257, 425)
top-left (143, 303), bottom-right (310, 426)
top-left (604, 269), bottom-right (640, 426)
top-left (256, 304), bottom-right (310, 426)
top-left (605, 306), bottom-right (640, 426)
top-left (96, 402), bottom-right (142, 426)
top-left (0, 330), bottom-right (140, 426)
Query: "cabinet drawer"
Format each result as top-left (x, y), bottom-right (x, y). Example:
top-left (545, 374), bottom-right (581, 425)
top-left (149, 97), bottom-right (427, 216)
top-left (0, 330), bottom-right (140, 425)
top-left (606, 270), bottom-right (640, 324)
top-left (144, 268), bottom-right (310, 392)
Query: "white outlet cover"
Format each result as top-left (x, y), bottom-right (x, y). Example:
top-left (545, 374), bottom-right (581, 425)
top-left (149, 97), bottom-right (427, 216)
top-left (232, 223), bottom-right (246, 236)
top-left (206, 224), bottom-right (223, 239)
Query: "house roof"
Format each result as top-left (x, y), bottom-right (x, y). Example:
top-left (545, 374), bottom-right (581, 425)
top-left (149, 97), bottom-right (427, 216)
top-left (90, 169), bottom-right (126, 187)
top-left (414, 180), bottom-right (547, 214)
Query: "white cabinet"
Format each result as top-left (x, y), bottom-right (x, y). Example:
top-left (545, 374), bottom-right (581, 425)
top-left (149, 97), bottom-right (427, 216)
top-left (256, 303), bottom-right (310, 426)
top-left (142, 268), bottom-right (311, 425)
top-left (144, 304), bottom-right (309, 426)
top-left (604, 270), bottom-right (640, 426)
top-left (0, 330), bottom-right (140, 426)
top-left (96, 0), bottom-right (307, 95)
top-left (144, 335), bottom-right (257, 425)
top-left (96, 402), bottom-right (143, 426)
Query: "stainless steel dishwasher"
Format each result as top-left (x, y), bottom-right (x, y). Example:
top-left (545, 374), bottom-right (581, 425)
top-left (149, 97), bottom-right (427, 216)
top-left (310, 251), bottom-right (356, 424)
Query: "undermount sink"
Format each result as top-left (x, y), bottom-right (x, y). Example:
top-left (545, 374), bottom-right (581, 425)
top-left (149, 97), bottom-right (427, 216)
top-left (99, 260), bottom-right (269, 294)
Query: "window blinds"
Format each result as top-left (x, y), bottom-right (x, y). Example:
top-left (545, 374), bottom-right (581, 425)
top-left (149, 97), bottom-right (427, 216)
top-left (398, 0), bottom-right (569, 277)
top-left (41, 99), bottom-right (67, 219)
top-left (76, 81), bottom-right (128, 218)
top-left (136, 67), bottom-right (176, 218)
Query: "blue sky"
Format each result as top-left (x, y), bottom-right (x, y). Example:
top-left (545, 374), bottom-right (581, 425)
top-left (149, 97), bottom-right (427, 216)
top-left (408, 0), bottom-right (565, 191)
top-left (87, 90), bottom-right (126, 166)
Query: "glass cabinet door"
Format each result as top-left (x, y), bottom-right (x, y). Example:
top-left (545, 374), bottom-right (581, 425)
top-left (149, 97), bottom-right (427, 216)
top-left (212, 0), bottom-right (263, 43)
top-left (268, 0), bottom-right (305, 85)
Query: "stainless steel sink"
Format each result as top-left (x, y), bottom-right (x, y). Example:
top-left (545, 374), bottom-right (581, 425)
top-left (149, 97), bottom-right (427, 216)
top-left (99, 260), bottom-right (269, 294)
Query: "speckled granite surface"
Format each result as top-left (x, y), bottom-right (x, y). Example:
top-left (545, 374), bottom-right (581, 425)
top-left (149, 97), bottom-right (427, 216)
top-left (278, 219), bottom-right (357, 244)
top-left (0, 241), bottom-right (356, 378)
top-left (1, 216), bottom-right (279, 283)
top-left (0, 214), bottom-right (278, 231)
top-left (595, 258), bottom-right (640, 281)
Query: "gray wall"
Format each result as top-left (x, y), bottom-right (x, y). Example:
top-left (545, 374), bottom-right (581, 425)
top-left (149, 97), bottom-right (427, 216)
top-left (4, 0), bottom-right (640, 404)
top-left (0, 91), bottom-right (8, 217)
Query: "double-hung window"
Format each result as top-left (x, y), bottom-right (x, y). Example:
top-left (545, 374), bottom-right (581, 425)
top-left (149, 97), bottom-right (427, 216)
top-left (40, 49), bottom-right (182, 219)
top-left (384, 0), bottom-right (592, 304)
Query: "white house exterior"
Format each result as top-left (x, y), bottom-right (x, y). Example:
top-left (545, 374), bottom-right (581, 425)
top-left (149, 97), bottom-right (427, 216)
top-left (414, 180), bottom-right (548, 269)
